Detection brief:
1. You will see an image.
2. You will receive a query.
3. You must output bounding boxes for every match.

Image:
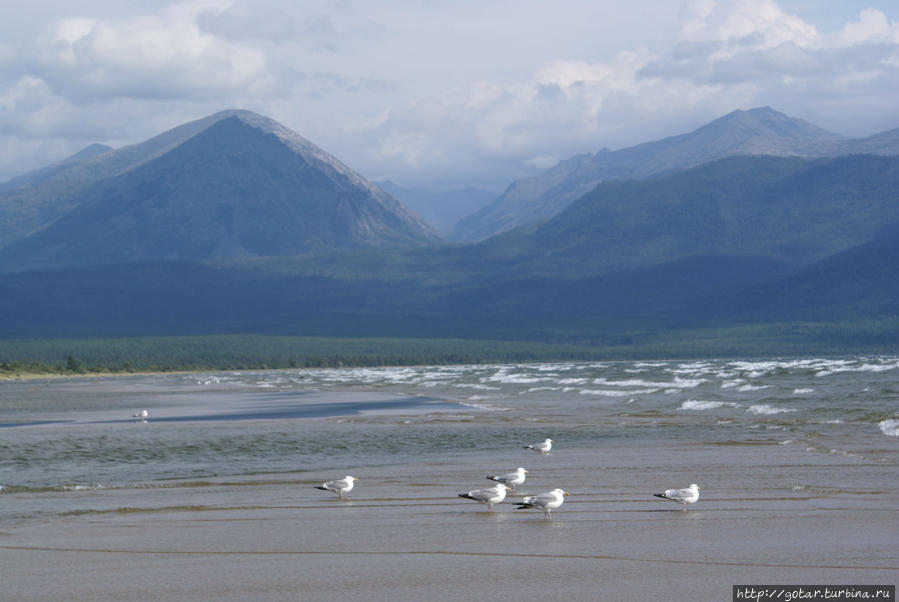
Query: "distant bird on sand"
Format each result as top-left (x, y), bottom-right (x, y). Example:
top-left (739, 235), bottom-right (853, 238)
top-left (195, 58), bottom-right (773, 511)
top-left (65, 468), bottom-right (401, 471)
top-left (654, 483), bottom-right (700, 512)
top-left (315, 475), bottom-right (358, 499)
top-left (132, 410), bottom-right (149, 421)
top-left (458, 483), bottom-right (509, 512)
top-left (487, 467), bottom-right (528, 489)
top-left (516, 488), bottom-right (569, 519)
top-left (524, 438), bottom-right (553, 454)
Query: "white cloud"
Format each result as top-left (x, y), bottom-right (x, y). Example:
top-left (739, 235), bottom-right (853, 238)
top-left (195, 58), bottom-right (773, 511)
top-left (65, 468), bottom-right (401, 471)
top-left (1, 0), bottom-right (897, 189)
top-left (30, 1), bottom-right (272, 102)
top-left (196, 0), bottom-right (298, 44)
top-left (348, 1), bottom-right (898, 188)
top-left (833, 8), bottom-right (899, 46)
top-left (525, 155), bottom-right (559, 169)
top-left (677, 0), bottom-right (818, 48)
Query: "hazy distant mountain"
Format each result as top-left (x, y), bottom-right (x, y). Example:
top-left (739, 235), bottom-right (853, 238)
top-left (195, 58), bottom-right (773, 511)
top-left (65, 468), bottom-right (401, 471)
top-left (2, 153), bottom-right (898, 342)
top-left (2, 110), bottom-right (899, 348)
top-left (0, 111), bottom-right (438, 272)
top-left (479, 154), bottom-right (899, 275)
top-left (453, 107), bottom-right (899, 241)
top-left (376, 181), bottom-right (495, 235)
top-left (0, 143), bottom-right (114, 195)
top-left (0, 111), bottom-right (268, 246)
top-left (681, 228), bottom-right (899, 326)
top-left (838, 128), bottom-right (899, 155)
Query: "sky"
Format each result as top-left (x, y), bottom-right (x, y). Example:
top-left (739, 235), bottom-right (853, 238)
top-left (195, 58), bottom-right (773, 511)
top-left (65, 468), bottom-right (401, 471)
top-left (1, 0), bottom-right (898, 191)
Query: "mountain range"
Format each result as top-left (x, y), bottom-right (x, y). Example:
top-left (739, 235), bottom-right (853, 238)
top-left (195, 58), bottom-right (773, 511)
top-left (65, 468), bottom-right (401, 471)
top-left (0, 111), bottom-right (437, 271)
top-left (478, 153), bottom-right (899, 275)
top-left (453, 107), bottom-right (899, 241)
top-left (375, 181), bottom-right (495, 237)
top-left (1, 106), bottom-right (897, 350)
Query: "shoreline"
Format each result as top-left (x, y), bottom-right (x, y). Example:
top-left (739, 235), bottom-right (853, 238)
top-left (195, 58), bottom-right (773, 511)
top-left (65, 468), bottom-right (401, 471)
top-left (3, 359), bottom-right (898, 600)
top-left (0, 369), bottom-right (191, 382)
top-left (3, 441), bottom-right (897, 601)
top-left (4, 330), bottom-right (898, 383)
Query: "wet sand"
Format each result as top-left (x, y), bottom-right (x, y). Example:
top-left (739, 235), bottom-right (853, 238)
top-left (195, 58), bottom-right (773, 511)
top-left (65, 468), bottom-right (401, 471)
top-left (3, 441), bottom-right (896, 601)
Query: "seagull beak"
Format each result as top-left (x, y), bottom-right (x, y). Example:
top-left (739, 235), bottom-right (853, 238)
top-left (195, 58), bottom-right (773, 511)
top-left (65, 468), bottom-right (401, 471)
top-left (563, 491), bottom-right (570, 496)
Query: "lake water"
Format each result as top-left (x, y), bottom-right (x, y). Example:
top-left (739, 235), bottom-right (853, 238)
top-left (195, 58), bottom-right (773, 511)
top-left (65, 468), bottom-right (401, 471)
top-left (1, 358), bottom-right (897, 600)
top-left (2, 357), bottom-right (897, 494)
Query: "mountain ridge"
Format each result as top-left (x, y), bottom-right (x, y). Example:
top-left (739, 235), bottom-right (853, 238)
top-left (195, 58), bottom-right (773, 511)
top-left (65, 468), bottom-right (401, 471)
top-left (0, 114), bottom-right (438, 271)
top-left (376, 181), bottom-right (496, 236)
top-left (452, 106), bottom-right (896, 241)
top-left (0, 109), bottom-right (437, 248)
top-left (476, 153), bottom-right (899, 276)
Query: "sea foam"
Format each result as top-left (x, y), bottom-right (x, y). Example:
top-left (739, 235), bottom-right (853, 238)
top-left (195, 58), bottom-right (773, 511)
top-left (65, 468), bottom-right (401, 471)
top-left (747, 404), bottom-right (796, 415)
top-left (879, 419), bottom-right (899, 437)
top-left (580, 388), bottom-right (657, 397)
top-left (679, 400), bottom-right (736, 411)
top-left (738, 384), bottom-right (770, 392)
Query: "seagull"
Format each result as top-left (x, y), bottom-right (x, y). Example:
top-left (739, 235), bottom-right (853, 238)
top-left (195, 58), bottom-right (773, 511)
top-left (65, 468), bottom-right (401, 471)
top-left (524, 438), bottom-right (553, 454)
top-left (458, 483), bottom-right (510, 512)
top-left (487, 467), bottom-right (528, 490)
top-left (516, 488), bottom-right (569, 519)
top-left (132, 410), bottom-right (149, 422)
top-left (314, 475), bottom-right (358, 499)
top-left (654, 483), bottom-right (700, 512)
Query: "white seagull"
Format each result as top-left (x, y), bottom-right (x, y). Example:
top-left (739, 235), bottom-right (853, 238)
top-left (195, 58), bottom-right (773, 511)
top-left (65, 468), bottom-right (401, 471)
top-left (458, 483), bottom-right (510, 512)
top-left (132, 410), bottom-right (149, 422)
top-left (314, 475), bottom-right (358, 499)
top-left (516, 488), bottom-right (569, 519)
top-left (486, 467), bottom-right (528, 489)
top-left (654, 483), bottom-right (700, 512)
top-left (524, 438), bottom-right (553, 454)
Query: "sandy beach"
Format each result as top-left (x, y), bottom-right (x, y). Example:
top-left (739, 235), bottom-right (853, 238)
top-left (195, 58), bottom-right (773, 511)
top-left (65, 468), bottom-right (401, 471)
top-left (2, 363), bottom-right (897, 600)
top-left (3, 441), bottom-right (896, 601)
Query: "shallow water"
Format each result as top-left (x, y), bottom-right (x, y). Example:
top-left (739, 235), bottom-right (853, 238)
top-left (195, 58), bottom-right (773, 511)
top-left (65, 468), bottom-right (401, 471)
top-left (1, 358), bottom-right (898, 600)
top-left (2, 358), bottom-right (897, 494)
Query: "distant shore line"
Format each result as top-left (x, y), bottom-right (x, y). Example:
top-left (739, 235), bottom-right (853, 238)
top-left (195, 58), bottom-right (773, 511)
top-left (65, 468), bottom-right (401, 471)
top-left (2, 325), bottom-right (899, 381)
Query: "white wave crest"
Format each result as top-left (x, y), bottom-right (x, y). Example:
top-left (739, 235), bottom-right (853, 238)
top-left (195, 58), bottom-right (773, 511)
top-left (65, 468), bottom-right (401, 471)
top-left (679, 400), bottom-right (735, 411)
top-left (592, 378), bottom-right (657, 387)
top-left (592, 377), bottom-right (703, 390)
top-left (879, 419), bottom-right (899, 436)
top-left (738, 384), bottom-right (770, 392)
top-left (455, 384), bottom-right (500, 391)
top-left (792, 388), bottom-right (814, 395)
top-left (483, 373), bottom-right (545, 384)
top-left (815, 358), bottom-right (899, 377)
top-left (747, 404), bottom-right (796, 415)
top-left (580, 388), bottom-right (657, 397)
top-left (60, 484), bottom-right (105, 492)
top-left (458, 400), bottom-right (510, 412)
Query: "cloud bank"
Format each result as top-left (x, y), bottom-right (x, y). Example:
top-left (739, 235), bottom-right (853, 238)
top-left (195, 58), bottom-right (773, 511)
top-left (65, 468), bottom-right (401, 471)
top-left (1, 0), bottom-right (897, 189)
